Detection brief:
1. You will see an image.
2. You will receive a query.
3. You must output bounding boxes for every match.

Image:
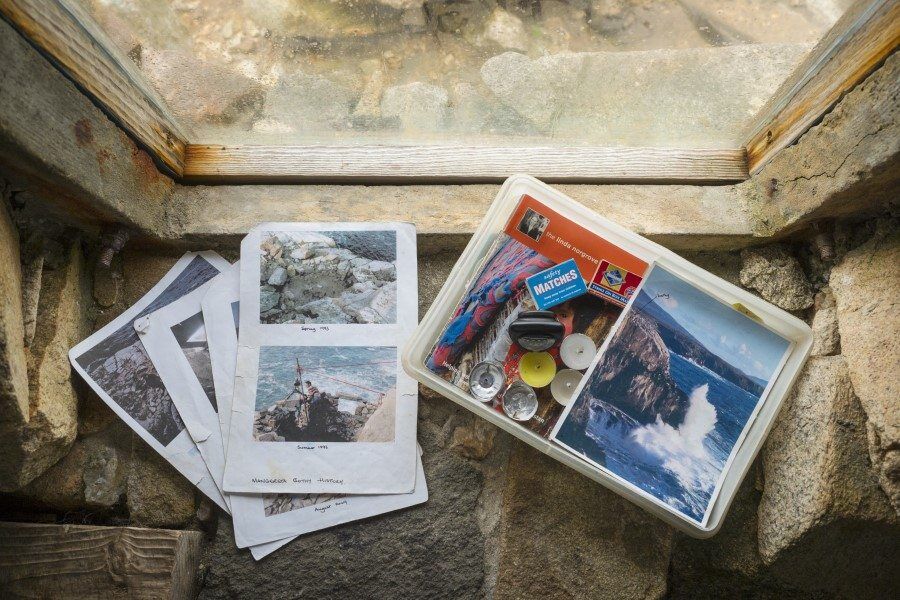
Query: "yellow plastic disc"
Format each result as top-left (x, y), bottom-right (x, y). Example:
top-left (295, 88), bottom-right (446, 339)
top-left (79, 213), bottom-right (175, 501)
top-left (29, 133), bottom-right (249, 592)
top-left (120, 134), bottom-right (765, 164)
top-left (518, 351), bottom-right (557, 388)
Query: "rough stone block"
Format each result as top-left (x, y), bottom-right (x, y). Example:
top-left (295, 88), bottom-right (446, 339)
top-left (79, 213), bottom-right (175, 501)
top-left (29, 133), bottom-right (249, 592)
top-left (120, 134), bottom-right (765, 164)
top-left (739, 244), bottom-right (813, 311)
top-left (21, 424), bottom-right (131, 512)
top-left (0, 203), bottom-right (29, 490)
top-left (672, 473), bottom-right (764, 582)
top-left (198, 425), bottom-right (487, 599)
top-left (758, 356), bottom-right (898, 598)
top-left (126, 437), bottom-right (197, 529)
top-left (494, 443), bottom-right (673, 600)
top-left (0, 232), bottom-right (90, 491)
top-left (449, 416), bottom-right (496, 460)
top-left (830, 229), bottom-right (900, 512)
top-left (810, 287), bottom-right (839, 356)
top-left (481, 44), bottom-right (809, 144)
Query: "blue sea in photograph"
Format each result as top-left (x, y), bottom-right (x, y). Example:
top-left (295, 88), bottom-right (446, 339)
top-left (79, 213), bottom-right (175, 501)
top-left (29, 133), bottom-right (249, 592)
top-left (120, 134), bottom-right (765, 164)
top-left (580, 354), bottom-right (761, 521)
top-left (555, 266), bottom-right (790, 523)
top-left (255, 346), bottom-right (395, 411)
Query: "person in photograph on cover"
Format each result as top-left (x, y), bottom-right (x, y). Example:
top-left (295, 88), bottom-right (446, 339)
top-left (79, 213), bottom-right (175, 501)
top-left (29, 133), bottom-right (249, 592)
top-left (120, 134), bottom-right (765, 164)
top-left (518, 208), bottom-right (550, 242)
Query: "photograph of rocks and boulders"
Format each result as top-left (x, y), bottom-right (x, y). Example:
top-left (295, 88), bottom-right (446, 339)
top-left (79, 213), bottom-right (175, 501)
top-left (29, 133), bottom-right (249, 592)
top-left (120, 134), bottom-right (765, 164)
top-left (263, 493), bottom-right (339, 518)
top-left (0, 0), bottom-right (898, 597)
top-left (260, 231), bottom-right (398, 325)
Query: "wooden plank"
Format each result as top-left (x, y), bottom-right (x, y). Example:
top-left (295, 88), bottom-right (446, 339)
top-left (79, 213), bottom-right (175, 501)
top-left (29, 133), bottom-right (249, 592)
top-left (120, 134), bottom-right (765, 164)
top-left (0, 522), bottom-right (202, 599)
top-left (182, 145), bottom-right (749, 183)
top-left (0, 0), bottom-right (190, 175)
top-left (744, 0), bottom-right (900, 174)
top-left (752, 52), bottom-right (899, 235)
top-left (0, 17), bottom-right (172, 233)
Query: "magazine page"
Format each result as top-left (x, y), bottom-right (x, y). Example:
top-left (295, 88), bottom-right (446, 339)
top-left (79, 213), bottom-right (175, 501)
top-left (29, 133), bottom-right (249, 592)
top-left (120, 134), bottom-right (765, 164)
top-left (201, 263), bottom-right (240, 453)
top-left (232, 449), bottom-right (427, 550)
top-left (425, 194), bottom-right (650, 438)
top-left (68, 252), bottom-right (231, 511)
top-left (551, 262), bottom-right (793, 527)
top-left (135, 271), bottom-right (235, 504)
top-left (223, 223), bottom-right (419, 495)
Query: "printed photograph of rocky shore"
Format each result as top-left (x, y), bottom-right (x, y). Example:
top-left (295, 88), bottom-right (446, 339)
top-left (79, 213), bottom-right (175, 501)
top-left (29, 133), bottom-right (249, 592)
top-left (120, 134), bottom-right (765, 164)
top-left (553, 265), bottom-right (790, 523)
top-left (263, 493), bottom-right (340, 518)
top-left (171, 311), bottom-right (217, 411)
top-left (259, 230), bottom-right (397, 324)
top-left (74, 255), bottom-right (222, 446)
top-left (253, 346), bottom-right (396, 443)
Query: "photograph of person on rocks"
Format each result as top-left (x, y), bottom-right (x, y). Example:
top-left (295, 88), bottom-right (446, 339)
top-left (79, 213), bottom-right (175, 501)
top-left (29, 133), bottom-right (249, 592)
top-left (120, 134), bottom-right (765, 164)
top-left (253, 346), bottom-right (397, 443)
top-left (554, 265), bottom-right (791, 524)
top-left (259, 230), bottom-right (397, 325)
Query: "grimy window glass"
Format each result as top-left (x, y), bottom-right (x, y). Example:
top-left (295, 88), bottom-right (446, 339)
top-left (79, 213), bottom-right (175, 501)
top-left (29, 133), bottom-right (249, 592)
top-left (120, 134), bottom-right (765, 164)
top-left (76, 0), bottom-right (853, 149)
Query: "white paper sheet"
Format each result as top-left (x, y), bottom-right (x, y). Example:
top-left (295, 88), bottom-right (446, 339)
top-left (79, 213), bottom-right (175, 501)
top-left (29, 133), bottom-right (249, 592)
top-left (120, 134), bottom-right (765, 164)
top-left (223, 223), bottom-right (419, 495)
top-left (235, 450), bottom-right (428, 558)
top-left (68, 252), bottom-right (231, 512)
top-left (201, 263), bottom-right (240, 454)
top-left (135, 269), bottom-right (234, 505)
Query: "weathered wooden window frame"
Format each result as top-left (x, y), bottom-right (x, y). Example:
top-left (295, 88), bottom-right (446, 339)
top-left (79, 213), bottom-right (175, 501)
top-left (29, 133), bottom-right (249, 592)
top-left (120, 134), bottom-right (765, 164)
top-left (1, 0), bottom-right (896, 183)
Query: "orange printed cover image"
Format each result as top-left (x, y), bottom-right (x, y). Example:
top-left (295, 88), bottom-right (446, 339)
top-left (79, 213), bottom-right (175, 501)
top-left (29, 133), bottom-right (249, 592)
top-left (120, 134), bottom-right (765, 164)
top-left (425, 194), bottom-right (649, 436)
top-left (505, 195), bottom-right (648, 306)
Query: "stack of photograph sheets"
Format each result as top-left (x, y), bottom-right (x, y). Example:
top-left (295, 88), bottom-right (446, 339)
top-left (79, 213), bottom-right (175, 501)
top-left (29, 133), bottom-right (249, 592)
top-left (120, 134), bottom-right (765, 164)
top-left (69, 223), bottom-right (426, 560)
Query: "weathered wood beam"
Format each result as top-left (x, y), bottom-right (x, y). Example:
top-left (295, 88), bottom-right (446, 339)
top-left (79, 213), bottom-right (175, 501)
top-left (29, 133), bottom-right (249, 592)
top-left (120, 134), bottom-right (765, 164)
top-left (744, 0), bottom-right (900, 174)
top-left (0, 522), bottom-right (202, 599)
top-left (744, 51), bottom-right (899, 237)
top-left (0, 17), bottom-right (172, 234)
top-left (0, 0), bottom-right (190, 174)
top-left (182, 145), bottom-right (749, 184)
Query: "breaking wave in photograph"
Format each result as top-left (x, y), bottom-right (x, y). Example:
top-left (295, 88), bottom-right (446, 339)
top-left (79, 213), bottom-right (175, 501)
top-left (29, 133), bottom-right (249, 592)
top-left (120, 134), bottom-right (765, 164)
top-left (580, 353), bottom-right (761, 521)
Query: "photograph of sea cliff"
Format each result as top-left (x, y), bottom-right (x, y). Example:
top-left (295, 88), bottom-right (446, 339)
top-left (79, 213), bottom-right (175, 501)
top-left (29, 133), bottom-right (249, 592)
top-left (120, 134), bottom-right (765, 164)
top-left (553, 265), bottom-right (790, 524)
top-left (171, 311), bottom-right (217, 411)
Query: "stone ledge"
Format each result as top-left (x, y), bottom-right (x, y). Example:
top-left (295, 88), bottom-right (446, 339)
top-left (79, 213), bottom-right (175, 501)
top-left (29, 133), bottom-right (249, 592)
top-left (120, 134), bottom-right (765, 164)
top-left (167, 183), bottom-right (758, 252)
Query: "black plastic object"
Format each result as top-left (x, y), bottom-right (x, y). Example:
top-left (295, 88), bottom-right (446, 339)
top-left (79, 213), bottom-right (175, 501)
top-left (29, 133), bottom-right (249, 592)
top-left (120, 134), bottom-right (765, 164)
top-left (508, 310), bottom-right (565, 351)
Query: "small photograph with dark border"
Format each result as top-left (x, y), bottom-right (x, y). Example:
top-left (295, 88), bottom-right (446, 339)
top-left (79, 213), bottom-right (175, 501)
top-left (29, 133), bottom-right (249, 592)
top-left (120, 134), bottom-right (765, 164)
top-left (517, 208), bottom-right (550, 242)
top-left (254, 345), bottom-right (396, 443)
top-left (263, 493), bottom-right (341, 517)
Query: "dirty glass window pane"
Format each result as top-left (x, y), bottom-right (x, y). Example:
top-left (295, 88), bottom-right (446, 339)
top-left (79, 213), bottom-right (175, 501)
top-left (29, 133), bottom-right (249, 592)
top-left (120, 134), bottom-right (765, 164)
top-left (77, 1), bottom-right (853, 148)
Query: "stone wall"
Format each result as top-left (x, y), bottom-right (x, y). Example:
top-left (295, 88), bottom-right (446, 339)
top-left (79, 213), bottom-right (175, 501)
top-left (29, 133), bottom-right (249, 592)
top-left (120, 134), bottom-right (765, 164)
top-left (0, 194), bottom-right (897, 598)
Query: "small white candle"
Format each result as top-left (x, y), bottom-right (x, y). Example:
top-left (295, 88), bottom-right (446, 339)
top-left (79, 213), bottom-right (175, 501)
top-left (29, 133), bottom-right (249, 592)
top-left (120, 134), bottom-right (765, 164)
top-left (559, 333), bottom-right (597, 370)
top-left (550, 369), bottom-right (584, 406)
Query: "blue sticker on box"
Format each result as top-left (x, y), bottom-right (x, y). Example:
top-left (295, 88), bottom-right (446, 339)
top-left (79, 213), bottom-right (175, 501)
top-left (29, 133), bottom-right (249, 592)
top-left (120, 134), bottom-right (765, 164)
top-left (526, 259), bottom-right (588, 310)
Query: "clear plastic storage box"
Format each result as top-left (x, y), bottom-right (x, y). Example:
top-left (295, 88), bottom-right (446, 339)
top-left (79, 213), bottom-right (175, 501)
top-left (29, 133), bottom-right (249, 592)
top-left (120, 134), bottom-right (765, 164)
top-left (402, 175), bottom-right (812, 537)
